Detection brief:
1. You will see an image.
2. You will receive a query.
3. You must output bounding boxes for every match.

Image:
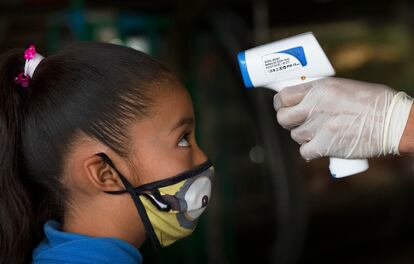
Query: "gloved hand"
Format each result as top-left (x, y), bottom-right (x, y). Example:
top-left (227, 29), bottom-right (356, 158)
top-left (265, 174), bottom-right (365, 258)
top-left (273, 77), bottom-right (413, 160)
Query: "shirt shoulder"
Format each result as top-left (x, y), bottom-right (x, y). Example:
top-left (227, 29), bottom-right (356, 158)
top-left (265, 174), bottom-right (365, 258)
top-left (32, 220), bottom-right (143, 264)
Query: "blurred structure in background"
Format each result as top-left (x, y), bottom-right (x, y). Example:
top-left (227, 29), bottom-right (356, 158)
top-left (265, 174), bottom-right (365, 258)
top-left (3, 0), bottom-right (414, 263)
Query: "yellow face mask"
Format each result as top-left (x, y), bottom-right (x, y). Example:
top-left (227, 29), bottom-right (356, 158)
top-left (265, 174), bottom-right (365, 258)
top-left (97, 153), bottom-right (214, 248)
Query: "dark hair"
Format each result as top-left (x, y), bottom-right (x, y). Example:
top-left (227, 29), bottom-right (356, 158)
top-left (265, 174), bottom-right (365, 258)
top-left (0, 42), bottom-right (178, 263)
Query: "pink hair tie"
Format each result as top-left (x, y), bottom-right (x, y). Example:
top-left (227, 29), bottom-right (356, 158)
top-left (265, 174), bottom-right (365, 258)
top-left (15, 44), bottom-right (44, 88)
top-left (14, 73), bottom-right (30, 88)
top-left (24, 45), bottom-right (36, 60)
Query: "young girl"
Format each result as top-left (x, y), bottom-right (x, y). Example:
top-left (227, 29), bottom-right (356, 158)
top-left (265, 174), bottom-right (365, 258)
top-left (0, 42), bottom-right (214, 263)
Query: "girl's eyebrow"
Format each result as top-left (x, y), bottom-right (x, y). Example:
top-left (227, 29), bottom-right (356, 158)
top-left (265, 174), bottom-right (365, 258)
top-left (170, 117), bottom-right (194, 133)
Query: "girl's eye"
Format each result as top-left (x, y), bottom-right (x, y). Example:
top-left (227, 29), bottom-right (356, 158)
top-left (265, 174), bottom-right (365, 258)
top-left (178, 134), bottom-right (191, 147)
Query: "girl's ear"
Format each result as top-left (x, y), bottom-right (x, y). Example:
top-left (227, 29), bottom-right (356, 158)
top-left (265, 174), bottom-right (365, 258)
top-left (83, 155), bottom-right (125, 192)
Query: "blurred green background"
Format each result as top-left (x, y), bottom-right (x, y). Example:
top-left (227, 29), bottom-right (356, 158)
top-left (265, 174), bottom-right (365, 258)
top-left (3, 0), bottom-right (414, 263)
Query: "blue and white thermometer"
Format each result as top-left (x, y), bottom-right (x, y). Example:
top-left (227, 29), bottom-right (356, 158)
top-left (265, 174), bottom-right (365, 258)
top-left (237, 32), bottom-right (369, 178)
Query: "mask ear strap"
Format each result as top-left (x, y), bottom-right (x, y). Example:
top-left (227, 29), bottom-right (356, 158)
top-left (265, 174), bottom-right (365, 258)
top-left (95, 152), bottom-right (162, 249)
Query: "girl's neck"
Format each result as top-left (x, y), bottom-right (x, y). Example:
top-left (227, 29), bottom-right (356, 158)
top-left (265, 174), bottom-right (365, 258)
top-left (62, 207), bottom-right (146, 248)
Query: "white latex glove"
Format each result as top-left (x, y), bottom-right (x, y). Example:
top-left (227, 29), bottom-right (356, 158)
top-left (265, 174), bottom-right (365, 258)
top-left (273, 77), bottom-right (413, 160)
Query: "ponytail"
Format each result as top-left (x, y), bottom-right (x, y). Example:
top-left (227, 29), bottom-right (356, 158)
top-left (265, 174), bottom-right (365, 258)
top-left (0, 49), bottom-right (35, 263)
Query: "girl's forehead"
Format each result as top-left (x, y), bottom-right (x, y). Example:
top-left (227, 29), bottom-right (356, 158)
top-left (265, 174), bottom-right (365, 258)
top-left (129, 86), bottom-right (195, 137)
top-left (153, 86), bottom-right (194, 123)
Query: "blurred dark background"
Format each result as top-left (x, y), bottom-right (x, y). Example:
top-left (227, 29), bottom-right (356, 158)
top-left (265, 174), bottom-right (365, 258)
top-left (3, 0), bottom-right (414, 263)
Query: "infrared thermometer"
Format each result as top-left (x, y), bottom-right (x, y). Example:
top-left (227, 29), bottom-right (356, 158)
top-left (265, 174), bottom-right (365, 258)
top-left (237, 32), bottom-right (369, 178)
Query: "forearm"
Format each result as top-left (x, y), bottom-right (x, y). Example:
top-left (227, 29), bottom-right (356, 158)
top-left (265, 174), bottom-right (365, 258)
top-left (399, 104), bottom-right (414, 155)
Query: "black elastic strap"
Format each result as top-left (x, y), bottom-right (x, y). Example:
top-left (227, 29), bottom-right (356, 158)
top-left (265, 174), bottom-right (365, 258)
top-left (96, 152), bottom-right (162, 249)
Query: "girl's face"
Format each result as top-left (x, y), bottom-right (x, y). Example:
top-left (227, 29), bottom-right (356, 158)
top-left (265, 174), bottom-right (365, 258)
top-left (104, 84), bottom-right (209, 247)
top-left (127, 84), bottom-right (207, 186)
top-left (62, 83), bottom-right (208, 247)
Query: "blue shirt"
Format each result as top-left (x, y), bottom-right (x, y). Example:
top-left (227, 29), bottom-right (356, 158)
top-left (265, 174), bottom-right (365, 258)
top-left (32, 220), bottom-right (143, 264)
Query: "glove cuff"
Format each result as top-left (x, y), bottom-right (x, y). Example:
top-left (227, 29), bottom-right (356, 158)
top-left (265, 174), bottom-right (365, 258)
top-left (383, 91), bottom-right (413, 155)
